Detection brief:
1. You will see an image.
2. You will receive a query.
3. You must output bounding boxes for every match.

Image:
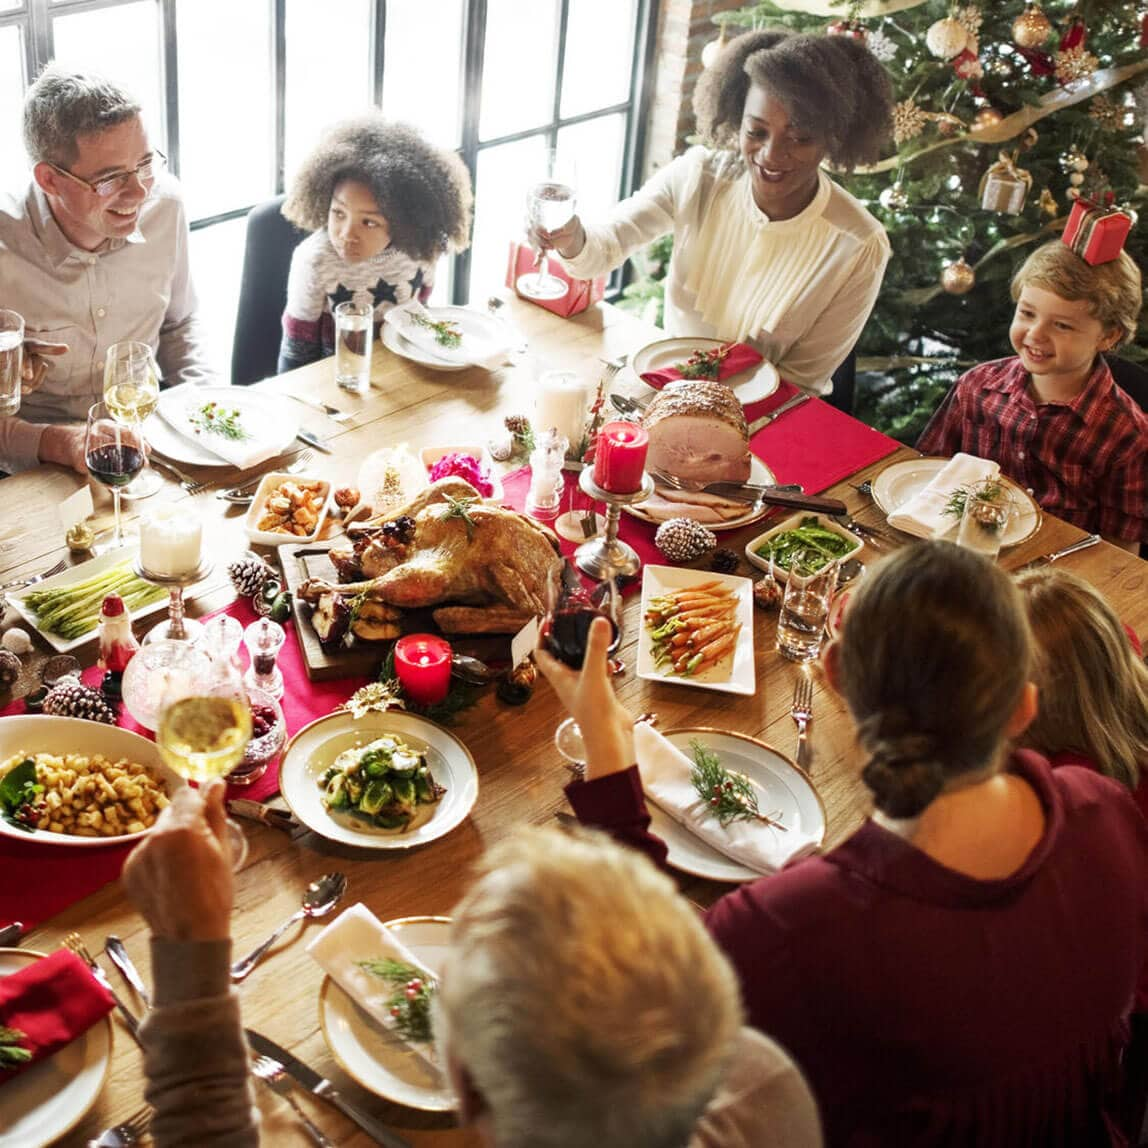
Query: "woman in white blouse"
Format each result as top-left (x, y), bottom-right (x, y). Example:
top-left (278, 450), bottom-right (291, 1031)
top-left (543, 30), bottom-right (894, 395)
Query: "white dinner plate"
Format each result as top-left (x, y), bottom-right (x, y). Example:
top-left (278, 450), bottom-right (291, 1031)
top-left (648, 729), bottom-right (826, 883)
top-left (0, 948), bottom-right (113, 1148)
top-left (278, 711), bottom-right (479, 850)
top-left (0, 717), bottom-right (185, 846)
top-left (381, 307), bottom-right (505, 372)
top-left (8, 548), bottom-right (179, 654)
top-left (631, 337), bottom-right (780, 405)
top-left (146, 386), bottom-right (299, 467)
top-left (871, 457), bottom-right (1042, 547)
top-left (318, 916), bottom-right (453, 1111)
top-left (637, 566), bottom-right (755, 696)
top-left (624, 455), bottom-right (778, 532)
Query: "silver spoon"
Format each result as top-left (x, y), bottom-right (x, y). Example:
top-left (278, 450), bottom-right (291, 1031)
top-left (230, 872), bottom-right (347, 982)
top-left (836, 558), bottom-right (864, 586)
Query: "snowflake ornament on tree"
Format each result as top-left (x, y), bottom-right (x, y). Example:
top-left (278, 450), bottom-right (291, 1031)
top-left (1055, 44), bottom-right (1099, 86)
top-left (866, 27), bottom-right (897, 63)
top-left (1089, 95), bottom-right (1123, 132)
top-left (892, 98), bottom-right (929, 146)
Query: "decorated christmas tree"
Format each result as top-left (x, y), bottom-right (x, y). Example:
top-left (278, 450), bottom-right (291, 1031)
top-left (692, 1), bottom-right (1148, 440)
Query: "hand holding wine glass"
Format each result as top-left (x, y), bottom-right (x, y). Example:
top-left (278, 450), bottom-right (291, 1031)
top-left (518, 150), bottom-right (578, 301)
top-left (84, 400), bottom-right (144, 550)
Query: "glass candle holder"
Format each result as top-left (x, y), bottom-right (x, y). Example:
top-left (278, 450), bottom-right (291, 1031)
top-left (526, 429), bottom-right (567, 520)
top-left (394, 633), bottom-right (452, 705)
top-left (243, 617), bottom-right (286, 699)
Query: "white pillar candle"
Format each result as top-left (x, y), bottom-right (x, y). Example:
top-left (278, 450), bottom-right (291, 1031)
top-left (534, 370), bottom-right (591, 453)
top-left (140, 504), bottom-right (203, 578)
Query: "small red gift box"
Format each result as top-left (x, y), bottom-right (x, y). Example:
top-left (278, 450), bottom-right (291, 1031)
top-left (1062, 198), bottom-right (1132, 266)
top-left (505, 240), bottom-right (606, 318)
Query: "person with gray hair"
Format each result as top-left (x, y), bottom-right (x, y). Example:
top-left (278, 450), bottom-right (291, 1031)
top-left (0, 65), bottom-right (212, 473)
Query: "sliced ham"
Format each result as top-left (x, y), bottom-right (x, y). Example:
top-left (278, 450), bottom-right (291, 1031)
top-left (642, 380), bottom-right (751, 485)
top-left (642, 491), bottom-right (746, 524)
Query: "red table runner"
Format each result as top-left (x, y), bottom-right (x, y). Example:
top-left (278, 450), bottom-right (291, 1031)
top-left (0, 598), bottom-right (369, 930)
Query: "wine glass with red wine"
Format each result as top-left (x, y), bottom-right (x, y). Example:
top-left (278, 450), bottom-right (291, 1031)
top-left (542, 560), bottom-right (622, 771)
top-left (85, 400), bottom-right (144, 550)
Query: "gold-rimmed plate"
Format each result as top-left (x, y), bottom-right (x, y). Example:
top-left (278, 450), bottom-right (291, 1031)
top-left (317, 916), bottom-right (453, 1111)
top-left (631, 337), bottom-right (780, 404)
top-left (0, 949), bottom-right (113, 1148)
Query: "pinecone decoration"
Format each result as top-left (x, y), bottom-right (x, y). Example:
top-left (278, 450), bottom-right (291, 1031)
top-left (43, 678), bottom-right (116, 724)
top-left (655, 518), bottom-right (717, 563)
top-left (228, 556), bottom-right (274, 599)
top-left (504, 414), bottom-right (530, 435)
top-left (710, 548), bottom-right (740, 574)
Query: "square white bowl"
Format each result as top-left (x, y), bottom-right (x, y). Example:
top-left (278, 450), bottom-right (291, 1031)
top-left (244, 471), bottom-right (331, 546)
top-left (744, 513), bottom-right (863, 580)
top-left (418, 445), bottom-right (504, 503)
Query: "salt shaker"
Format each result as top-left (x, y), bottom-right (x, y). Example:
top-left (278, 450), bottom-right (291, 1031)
top-left (526, 429), bottom-right (568, 520)
top-left (243, 617), bottom-right (285, 699)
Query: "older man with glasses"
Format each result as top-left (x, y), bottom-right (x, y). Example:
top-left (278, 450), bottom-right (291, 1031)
top-left (0, 65), bottom-right (213, 473)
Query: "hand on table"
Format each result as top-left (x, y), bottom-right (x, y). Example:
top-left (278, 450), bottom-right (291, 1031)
top-left (536, 615), bottom-right (635, 781)
top-left (37, 424), bottom-right (87, 474)
top-left (529, 215), bottom-right (586, 261)
top-left (123, 778), bottom-right (233, 942)
top-left (20, 339), bottom-right (68, 394)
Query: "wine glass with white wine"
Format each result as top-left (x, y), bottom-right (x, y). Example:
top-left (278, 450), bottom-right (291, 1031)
top-left (518, 149), bottom-right (578, 301)
top-left (155, 648), bottom-right (253, 869)
top-left (104, 340), bottom-right (162, 499)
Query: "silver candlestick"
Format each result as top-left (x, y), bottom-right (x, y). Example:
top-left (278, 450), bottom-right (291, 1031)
top-left (133, 558), bottom-right (213, 644)
top-left (574, 469), bottom-right (654, 580)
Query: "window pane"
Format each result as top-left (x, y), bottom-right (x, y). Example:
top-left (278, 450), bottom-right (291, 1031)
top-left (0, 2), bottom-right (24, 13)
top-left (382, 0), bottom-right (463, 148)
top-left (0, 25), bottom-right (25, 190)
top-left (558, 113), bottom-right (626, 223)
top-left (479, 0), bottom-right (558, 142)
top-left (469, 135), bottom-right (549, 303)
top-left (51, 3), bottom-right (164, 151)
top-left (561, 0), bottom-right (636, 118)
top-left (283, 0), bottom-right (372, 184)
top-left (177, 0), bottom-right (272, 220)
top-left (189, 215), bottom-right (245, 379)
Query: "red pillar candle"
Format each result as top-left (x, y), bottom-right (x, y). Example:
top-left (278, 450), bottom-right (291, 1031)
top-left (394, 634), bottom-right (453, 705)
top-left (592, 421), bottom-right (649, 493)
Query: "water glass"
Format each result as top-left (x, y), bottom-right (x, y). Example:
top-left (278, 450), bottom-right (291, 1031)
top-left (0, 310), bottom-right (24, 417)
top-left (776, 558), bottom-right (839, 663)
top-left (334, 300), bottom-right (372, 394)
top-left (956, 481), bottom-right (1013, 560)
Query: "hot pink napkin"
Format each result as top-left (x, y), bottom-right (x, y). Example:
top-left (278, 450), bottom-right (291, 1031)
top-left (640, 342), bottom-right (763, 389)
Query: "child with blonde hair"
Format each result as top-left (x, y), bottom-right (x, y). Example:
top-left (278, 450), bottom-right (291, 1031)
top-left (918, 239), bottom-right (1147, 552)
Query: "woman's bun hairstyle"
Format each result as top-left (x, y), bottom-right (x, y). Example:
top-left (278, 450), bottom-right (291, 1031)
top-left (857, 715), bottom-right (946, 819)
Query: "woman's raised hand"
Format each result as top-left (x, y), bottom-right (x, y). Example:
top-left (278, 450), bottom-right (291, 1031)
top-left (530, 215), bottom-right (587, 261)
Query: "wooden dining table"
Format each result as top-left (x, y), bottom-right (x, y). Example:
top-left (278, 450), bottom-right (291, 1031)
top-left (4, 296), bottom-right (1147, 1147)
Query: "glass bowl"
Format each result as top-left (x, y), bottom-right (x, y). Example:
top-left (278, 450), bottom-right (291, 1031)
top-left (226, 686), bottom-right (286, 786)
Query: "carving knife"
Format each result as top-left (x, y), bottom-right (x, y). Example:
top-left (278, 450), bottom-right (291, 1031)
top-left (227, 798), bottom-right (299, 833)
top-left (747, 392), bottom-right (811, 434)
top-left (245, 1029), bottom-right (413, 1148)
top-left (0, 922), bottom-right (23, 946)
top-left (702, 484), bottom-right (848, 515)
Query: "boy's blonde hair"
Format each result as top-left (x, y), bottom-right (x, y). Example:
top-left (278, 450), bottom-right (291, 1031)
top-left (1015, 567), bottom-right (1148, 791)
top-left (1010, 240), bottom-right (1142, 346)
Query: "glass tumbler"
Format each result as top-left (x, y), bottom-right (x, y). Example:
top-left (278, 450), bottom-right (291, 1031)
top-left (334, 300), bottom-right (372, 394)
top-left (776, 557), bottom-right (839, 664)
top-left (956, 480), bottom-right (1013, 560)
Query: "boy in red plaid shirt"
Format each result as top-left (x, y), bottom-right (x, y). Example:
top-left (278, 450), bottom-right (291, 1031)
top-left (917, 241), bottom-right (1147, 552)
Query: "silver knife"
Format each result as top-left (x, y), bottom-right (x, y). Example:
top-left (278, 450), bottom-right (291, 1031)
top-left (0, 922), bottom-right (23, 946)
top-left (747, 392), bottom-right (811, 435)
top-left (703, 485), bottom-right (847, 515)
top-left (296, 429), bottom-right (333, 453)
top-left (245, 1029), bottom-right (413, 1148)
top-left (105, 935), bottom-right (151, 1006)
top-left (227, 798), bottom-right (299, 833)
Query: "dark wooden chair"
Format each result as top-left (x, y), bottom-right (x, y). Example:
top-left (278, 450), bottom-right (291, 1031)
top-left (1105, 353), bottom-right (1148, 413)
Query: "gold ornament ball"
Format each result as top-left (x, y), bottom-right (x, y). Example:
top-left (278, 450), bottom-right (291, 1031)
top-left (1066, 187), bottom-right (1082, 201)
top-left (1068, 172), bottom-right (1086, 187)
top-left (879, 182), bottom-right (909, 210)
top-left (926, 16), bottom-right (969, 59)
top-left (941, 258), bottom-right (976, 295)
top-left (973, 107), bottom-right (1004, 130)
top-left (1013, 5), bottom-right (1052, 50)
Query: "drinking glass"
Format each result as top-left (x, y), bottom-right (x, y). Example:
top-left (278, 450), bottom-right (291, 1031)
top-left (0, 310), bottom-right (23, 417)
top-left (956, 480), bottom-right (1013, 560)
top-left (155, 647), bottom-right (253, 869)
top-left (519, 150), bottom-right (578, 301)
top-left (104, 341), bottom-right (162, 499)
top-left (334, 300), bottom-right (372, 394)
top-left (775, 552), bottom-right (839, 663)
top-left (84, 401), bottom-right (144, 551)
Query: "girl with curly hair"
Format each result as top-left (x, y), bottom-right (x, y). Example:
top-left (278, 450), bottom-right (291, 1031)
top-left (539, 30), bottom-right (893, 394)
top-left (278, 115), bottom-right (472, 373)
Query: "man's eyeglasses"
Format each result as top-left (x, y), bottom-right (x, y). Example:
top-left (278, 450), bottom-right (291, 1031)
top-left (48, 150), bottom-right (166, 198)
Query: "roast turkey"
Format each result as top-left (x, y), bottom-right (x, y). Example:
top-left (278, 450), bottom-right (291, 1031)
top-left (641, 380), bottom-right (751, 484)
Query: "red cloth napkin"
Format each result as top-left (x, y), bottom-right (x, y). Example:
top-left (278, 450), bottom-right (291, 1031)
top-left (0, 950), bottom-right (113, 1084)
top-left (639, 342), bottom-right (763, 389)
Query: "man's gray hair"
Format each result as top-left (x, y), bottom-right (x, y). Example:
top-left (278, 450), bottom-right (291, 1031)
top-left (438, 825), bottom-right (742, 1148)
top-left (23, 65), bottom-right (141, 166)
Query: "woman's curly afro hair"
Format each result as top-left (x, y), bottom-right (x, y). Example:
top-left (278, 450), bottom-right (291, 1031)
top-left (282, 114), bottom-right (473, 263)
top-left (693, 29), bottom-right (893, 171)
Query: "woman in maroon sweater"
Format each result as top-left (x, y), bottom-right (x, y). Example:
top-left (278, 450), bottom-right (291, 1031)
top-left (538, 543), bottom-right (1148, 1147)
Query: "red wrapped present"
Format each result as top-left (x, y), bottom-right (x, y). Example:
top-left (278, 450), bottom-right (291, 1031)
top-left (639, 341), bottom-right (763, 389)
top-left (505, 240), bottom-right (606, 318)
top-left (1062, 198), bottom-right (1132, 266)
top-left (0, 949), bottom-right (113, 1084)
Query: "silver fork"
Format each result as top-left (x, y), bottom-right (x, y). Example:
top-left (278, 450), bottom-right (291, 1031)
top-left (287, 394), bottom-right (353, 423)
top-left (251, 1055), bottom-right (334, 1147)
top-left (0, 557), bottom-right (67, 592)
top-left (791, 675), bottom-right (814, 774)
top-left (88, 1105), bottom-right (151, 1147)
top-left (610, 391), bottom-right (651, 417)
top-left (63, 933), bottom-right (142, 1045)
top-left (149, 454), bottom-right (209, 495)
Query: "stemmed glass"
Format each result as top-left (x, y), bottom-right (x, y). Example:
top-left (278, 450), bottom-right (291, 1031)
top-left (104, 340), bottom-right (162, 499)
top-left (155, 646), bottom-right (252, 869)
top-left (84, 400), bottom-right (144, 551)
top-left (519, 149), bottom-right (578, 301)
top-left (541, 560), bottom-right (623, 769)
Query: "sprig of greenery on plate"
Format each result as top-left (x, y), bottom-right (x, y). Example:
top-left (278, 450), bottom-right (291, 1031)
top-left (358, 958), bottom-right (435, 1043)
top-left (0, 1026), bottom-right (31, 1069)
top-left (190, 401), bottom-right (249, 441)
top-left (411, 311), bottom-right (462, 349)
top-left (689, 740), bottom-right (786, 831)
top-left (0, 759), bottom-right (43, 833)
top-left (674, 343), bottom-right (730, 380)
top-left (942, 479), bottom-right (1006, 522)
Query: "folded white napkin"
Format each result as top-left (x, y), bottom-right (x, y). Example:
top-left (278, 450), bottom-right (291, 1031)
top-left (383, 301), bottom-right (507, 370)
top-left (307, 903), bottom-right (440, 1068)
top-left (887, 452), bottom-right (1000, 540)
top-left (156, 387), bottom-right (280, 470)
top-left (635, 724), bottom-right (819, 875)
